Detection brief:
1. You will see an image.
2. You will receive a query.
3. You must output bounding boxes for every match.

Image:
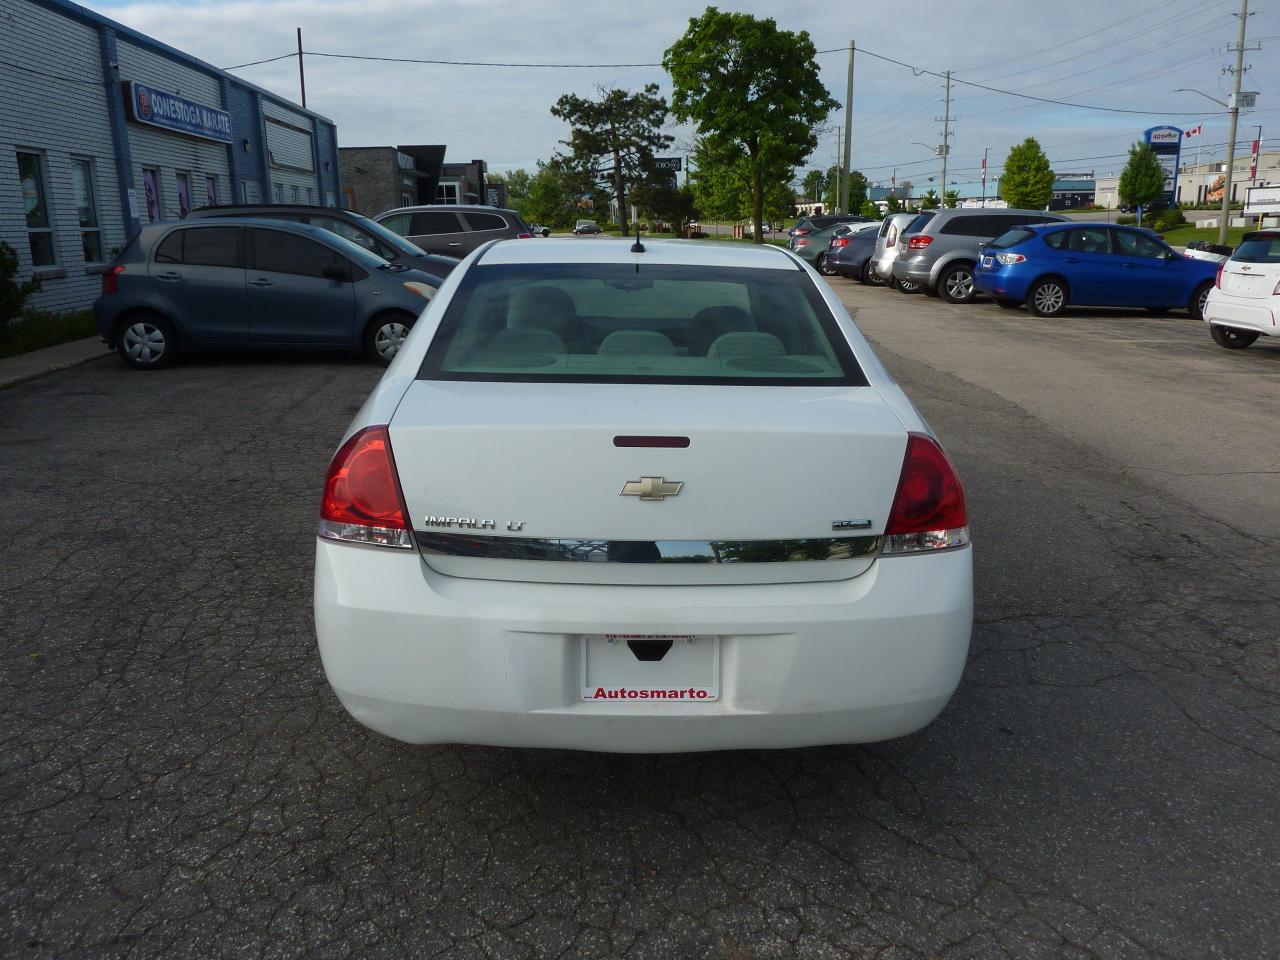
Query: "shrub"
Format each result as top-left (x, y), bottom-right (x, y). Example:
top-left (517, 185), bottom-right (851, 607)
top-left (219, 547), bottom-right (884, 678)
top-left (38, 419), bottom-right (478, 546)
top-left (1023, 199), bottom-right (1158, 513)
top-left (0, 241), bottom-right (41, 324)
top-left (1116, 214), bottom-right (1137, 225)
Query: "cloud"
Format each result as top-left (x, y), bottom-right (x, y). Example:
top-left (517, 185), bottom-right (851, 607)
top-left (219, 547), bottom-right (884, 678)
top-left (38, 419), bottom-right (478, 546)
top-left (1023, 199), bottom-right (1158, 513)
top-left (87, 0), bottom-right (1277, 180)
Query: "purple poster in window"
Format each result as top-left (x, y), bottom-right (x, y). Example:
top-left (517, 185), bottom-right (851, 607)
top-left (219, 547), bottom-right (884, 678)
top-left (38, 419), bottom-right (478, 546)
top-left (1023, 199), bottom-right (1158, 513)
top-left (142, 168), bottom-right (159, 222)
top-left (205, 175), bottom-right (218, 207)
top-left (176, 174), bottom-right (190, 217)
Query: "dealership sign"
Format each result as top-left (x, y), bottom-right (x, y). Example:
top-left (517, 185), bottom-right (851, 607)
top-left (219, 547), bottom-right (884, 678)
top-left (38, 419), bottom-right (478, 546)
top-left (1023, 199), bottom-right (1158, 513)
top-left (1142, 126), bottom-right (1183, 205)
top-left (124, 82), bottom-right (233, 144)
top-left (653, 157), bottom-right (683, 172)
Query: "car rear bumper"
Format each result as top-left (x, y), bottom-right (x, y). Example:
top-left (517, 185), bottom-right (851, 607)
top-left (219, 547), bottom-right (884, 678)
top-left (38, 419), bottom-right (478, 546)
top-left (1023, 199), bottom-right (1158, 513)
top-left (892, 257), bottom-right (934, 285)
top-left (1204, 295), bottom-right (1277, 335)
top-left (314, 539), bottom-right (973, 752)
top-left (972, 268), bottom-right (1030, 300)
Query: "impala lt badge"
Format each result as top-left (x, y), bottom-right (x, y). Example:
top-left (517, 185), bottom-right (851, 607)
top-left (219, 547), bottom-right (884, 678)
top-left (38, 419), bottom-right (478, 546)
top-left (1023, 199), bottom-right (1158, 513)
top-left (620, 477), bottom-right (683, 501)
top-left (832, 519), bottom-right (873, 530)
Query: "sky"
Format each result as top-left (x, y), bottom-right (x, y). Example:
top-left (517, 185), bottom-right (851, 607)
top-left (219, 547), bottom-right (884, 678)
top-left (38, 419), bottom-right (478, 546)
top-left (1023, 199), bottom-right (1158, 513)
top-left (87, 0), bottom-right (1279, 187)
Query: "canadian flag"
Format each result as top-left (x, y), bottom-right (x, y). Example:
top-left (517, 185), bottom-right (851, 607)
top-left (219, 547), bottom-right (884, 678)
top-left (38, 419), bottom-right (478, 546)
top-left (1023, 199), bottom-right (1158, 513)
top-left (1184, 124), bottom-right (1203, 139)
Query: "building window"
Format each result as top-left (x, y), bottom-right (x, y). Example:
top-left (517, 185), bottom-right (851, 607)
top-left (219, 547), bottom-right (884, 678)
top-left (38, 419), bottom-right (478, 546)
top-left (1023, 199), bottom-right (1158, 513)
top-left (273, 183), bottom-right (284, 203)
top-left (401, 191), bottom-right (413, 207)
top-left (291, 185), bottom-right (300, 203)
top-left (306, 187), bottom-right (314, 205)
top-left (205, 174), bottom-right (218, 207)
top-left (142, 167), bottom-right (161, 222)
top-left (16, 151), bottom-right (56, 267)
top-left (436, 182), bottom-right (460, 204)
top-left (70, 157), bottom-right (103, 263)
top-left (175, 171), bottom-right (192, 217)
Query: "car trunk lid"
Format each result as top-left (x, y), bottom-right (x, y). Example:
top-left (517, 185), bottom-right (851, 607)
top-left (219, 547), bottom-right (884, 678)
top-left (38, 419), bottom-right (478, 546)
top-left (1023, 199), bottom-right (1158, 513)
top-left (388, 381), bottom-right (907, 585)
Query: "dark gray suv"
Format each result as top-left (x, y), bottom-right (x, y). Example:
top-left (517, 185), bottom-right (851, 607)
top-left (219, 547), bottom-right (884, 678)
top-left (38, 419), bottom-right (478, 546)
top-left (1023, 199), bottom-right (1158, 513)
top-left (186, 204), bottom-right (460, 280)
top-left (892, 208), bottom-right (1068, 303)
top-left (374, 205), bottom-right (532, 256)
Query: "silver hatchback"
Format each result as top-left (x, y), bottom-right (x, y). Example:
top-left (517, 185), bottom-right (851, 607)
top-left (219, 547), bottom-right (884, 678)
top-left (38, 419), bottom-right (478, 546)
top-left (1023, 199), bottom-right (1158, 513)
top-left (375, 205), bottom-right (532, 256)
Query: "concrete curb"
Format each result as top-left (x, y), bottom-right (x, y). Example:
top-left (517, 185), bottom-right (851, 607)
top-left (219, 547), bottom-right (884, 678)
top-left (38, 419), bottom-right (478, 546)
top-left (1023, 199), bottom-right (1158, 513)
top-left (0, 336), bottom-right (111, 391)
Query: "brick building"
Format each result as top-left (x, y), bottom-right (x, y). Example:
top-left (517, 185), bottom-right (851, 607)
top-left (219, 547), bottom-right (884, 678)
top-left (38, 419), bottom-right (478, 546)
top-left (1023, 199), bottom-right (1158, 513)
top-left (338, 146), bottom-right (497, 217)
top-left (1, 0), bottom-right (341, 313)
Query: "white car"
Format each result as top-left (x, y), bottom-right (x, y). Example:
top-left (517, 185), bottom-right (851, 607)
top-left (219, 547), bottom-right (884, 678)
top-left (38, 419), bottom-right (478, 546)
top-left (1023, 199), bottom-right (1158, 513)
top-left (313, 238), bottom-right (973, 752)
top-left (874, 212), bottom-right (921, 292)
top-left (1204, 230), bottom-right (1280, 350)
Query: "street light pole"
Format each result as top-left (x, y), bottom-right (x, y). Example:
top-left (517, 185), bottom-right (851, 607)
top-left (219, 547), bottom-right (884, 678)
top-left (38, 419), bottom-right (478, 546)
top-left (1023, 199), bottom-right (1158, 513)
top-left (1219, 0), bottom-right (1249, 245)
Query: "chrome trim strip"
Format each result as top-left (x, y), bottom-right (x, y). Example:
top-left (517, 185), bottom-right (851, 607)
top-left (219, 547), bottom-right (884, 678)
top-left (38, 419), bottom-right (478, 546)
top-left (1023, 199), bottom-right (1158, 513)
top-left (413, 532), bottom-right (881, 563)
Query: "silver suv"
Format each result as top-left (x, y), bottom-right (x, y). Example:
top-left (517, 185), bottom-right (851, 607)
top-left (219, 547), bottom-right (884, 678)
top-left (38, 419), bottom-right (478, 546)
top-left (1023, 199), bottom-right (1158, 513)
top-left (892, 208), bottom-right (1068, 303)
top-left (375, 205), bottom-right (532, 256)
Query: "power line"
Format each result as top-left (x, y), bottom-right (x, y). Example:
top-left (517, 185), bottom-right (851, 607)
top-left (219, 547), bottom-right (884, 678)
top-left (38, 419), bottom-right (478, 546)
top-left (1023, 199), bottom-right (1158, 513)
top-left (222, 52), bottom-right (296, 70)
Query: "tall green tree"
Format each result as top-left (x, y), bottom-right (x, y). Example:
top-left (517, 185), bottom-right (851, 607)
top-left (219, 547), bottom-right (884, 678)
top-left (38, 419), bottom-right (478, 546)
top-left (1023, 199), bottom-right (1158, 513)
top-left (550, 84), bottom-right (673, 236)
top-left (1118, 143), bottom-right (1167, 224)
top-left (846, 170), bottom-right (868, 213)
top-left (1000, 137), bottom-right (1055, 210)
top-left (665, 8), bottom-right (838, 242)
top-left (920, 189), bottom-right (940, 210)
top-left (801, 169), bottom-right (826, 202)
top-left (943, 189), bottom-right (959, 209)
top-left (689, 136), bottom-right (752, 222)
top-left (523, 159), bottom-right (578, 228)
top-left (884, 194), bottom-right (903, 214)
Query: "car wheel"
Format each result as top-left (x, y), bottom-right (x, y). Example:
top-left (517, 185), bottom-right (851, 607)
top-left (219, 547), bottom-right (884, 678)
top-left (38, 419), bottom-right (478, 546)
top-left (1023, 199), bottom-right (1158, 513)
top-left (1027, 278), bottom-right (1068, 318)
top-left (1210, 325), bottom-right (1259, 349)
top-left (894, 276), bottom-right (920, 294)
top-left (993, 298), bottom-right (1021, 310)
top-left (116, 314), bottom-right (177, 370)
top-left (863, 261), bottom-right (886, 286)
top-left (365, 312), bottom-right (415, 366)
top-left (541, 228), bottom-right (550, 238)
top-left (1189, 282), bottom-right (1214, 322)
top-left (939, 263), bottom-right (977, 303)
top-left (816, 253), bottom-right (836, 276)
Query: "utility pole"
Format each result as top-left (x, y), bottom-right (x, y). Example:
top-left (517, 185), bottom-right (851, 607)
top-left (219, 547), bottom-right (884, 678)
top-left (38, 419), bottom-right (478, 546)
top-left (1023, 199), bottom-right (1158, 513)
top-left (980, 147), bottom-right (989, 205)
top-left (1219, 0), bottom-right (1250, 245)
top-left (833, 126), bottom-right (842, 212)
top-left (296, 27), bottom-right (306, 108)
top-left (939, 70), bottom-right (952, 202)
top-left (840, 41), bottom-right (855, 213)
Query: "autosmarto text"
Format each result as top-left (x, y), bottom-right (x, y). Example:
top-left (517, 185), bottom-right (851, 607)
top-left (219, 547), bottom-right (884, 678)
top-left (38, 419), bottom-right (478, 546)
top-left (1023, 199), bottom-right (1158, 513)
top-left (586, 687), bottom-right (714, 700)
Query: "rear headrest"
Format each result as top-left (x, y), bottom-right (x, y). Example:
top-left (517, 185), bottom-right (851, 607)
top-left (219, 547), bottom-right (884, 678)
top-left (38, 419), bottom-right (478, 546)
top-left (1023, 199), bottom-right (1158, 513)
top-left (688, 305), bottom-right (755, 355)
top-left (598, 331), bottom-right (676, 355)
top-left (508, 285), bottom-right (578, 341)
top-left (708, 332), bottom-right (786, 360)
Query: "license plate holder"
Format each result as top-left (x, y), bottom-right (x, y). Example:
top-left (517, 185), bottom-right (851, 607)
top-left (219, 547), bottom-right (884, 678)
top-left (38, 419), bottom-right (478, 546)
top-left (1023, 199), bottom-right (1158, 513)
top-left (580, 634), bottom-right (720, 702)
top-left (981, 255), bottom-right (994, 268)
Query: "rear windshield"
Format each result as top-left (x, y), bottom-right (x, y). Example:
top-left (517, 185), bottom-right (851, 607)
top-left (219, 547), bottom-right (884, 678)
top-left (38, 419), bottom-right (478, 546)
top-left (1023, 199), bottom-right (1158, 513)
top-left (905, 212), bottom-right (935, 233)
top-left (1232, 235), bottom-right (1280, 264)
top-left (989, 227), bottom-right (1036, 249)
top-left (420, 263), bottom-right (866, 386)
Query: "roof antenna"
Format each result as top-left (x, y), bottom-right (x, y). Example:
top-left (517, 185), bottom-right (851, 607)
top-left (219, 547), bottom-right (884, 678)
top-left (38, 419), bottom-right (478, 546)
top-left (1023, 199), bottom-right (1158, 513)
top-left (629, 217), bottom-right (645, 253)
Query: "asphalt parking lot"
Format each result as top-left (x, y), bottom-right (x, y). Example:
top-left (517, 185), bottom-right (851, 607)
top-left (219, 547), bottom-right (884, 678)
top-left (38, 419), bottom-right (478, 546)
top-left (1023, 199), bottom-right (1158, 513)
top-left (2, 286), bottom-right (1278, 958)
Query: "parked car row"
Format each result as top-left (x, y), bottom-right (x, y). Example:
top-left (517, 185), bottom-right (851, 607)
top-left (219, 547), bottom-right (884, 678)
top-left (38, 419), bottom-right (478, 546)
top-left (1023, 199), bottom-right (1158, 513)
top-left (825, 211), bottom-right (1223, 324)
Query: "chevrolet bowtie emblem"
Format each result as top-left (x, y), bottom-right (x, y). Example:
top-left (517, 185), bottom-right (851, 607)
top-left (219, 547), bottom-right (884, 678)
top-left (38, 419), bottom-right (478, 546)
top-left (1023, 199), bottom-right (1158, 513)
top-left (620, 476), bottom-right (683, 501)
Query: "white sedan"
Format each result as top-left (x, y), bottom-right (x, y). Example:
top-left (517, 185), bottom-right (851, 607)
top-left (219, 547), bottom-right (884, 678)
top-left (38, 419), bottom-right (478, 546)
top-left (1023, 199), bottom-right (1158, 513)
top-left (313, 238), bottom-right (973, 752)
top-left (1204, 230), bottom-right (1280, 350)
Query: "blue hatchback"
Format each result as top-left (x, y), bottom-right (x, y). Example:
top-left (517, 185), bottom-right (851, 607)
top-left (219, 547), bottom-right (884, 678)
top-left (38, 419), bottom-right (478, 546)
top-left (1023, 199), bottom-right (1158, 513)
top-left (972, 222), bottom-right (1220, 320)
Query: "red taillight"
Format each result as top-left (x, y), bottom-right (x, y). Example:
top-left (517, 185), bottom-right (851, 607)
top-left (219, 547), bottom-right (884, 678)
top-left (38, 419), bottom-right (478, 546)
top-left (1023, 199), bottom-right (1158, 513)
top-left (319, 425), bottom-right (413, 548)
top-left (907, 235), bottom-right (933, 250)
top-left (101, 265), bottom-right (124, 294)
top-left (794, 228), bottom-right (811, 236)
top-left (831, 237), bottom-right (849, 249)
top-left (1215, 265), bottom-right (1224, 289)
top-left (883, 433), bottom-right (969, 554)
top-left (515, 232), bottom-right (532, 239)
